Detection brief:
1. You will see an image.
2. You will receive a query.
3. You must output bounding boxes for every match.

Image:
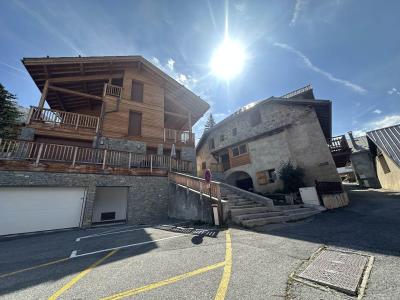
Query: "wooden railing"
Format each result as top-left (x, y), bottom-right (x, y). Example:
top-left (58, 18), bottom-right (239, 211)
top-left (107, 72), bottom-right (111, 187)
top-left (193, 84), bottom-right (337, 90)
top-left (27, 106), bottom-right (100, 132)
top-left (103, 83), bottom-right (122, 98)
top-left (164, 129), bottom-right (195, 144)
top-left (327, 135), bottom-right (350, 153)
top-left (0, 139), bottom-right (194, 173)
top-left (168, 172), bottom-right (221, 200)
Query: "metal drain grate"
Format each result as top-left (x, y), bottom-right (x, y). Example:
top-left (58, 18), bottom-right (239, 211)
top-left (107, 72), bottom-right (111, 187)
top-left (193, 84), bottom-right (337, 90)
top-left (299, 249), bottom-right (369, 295)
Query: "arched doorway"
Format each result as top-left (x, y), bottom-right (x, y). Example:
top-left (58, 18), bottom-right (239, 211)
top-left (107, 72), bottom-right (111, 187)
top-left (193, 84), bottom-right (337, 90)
top-left (226, 171), bottom-right (254, 192)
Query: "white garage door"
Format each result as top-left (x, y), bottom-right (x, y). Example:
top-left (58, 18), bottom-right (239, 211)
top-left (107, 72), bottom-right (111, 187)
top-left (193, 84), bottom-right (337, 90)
top-left (0, 187), bottom-right (86, 236)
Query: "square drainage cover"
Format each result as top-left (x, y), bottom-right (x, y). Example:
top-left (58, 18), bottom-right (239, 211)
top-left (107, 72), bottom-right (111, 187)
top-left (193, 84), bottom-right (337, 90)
top-left (298, 249), bottom-right (369, 296)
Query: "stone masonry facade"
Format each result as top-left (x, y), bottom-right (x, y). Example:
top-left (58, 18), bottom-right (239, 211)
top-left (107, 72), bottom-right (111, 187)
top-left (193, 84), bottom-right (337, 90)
top-left (0, 171), bottom-right (169, 227)
top-left (197, 101), bottom-right (340, 193)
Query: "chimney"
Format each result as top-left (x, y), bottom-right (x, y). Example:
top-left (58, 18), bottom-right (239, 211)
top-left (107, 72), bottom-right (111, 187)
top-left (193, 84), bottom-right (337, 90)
top-left (347, 131), bottom-right (359, 151)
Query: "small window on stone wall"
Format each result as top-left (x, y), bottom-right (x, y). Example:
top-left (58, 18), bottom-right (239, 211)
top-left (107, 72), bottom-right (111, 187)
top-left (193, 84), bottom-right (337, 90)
top-left (201, 162), bottom-right (206, 170)
top-left (232, 127), bottom-right (237, 136)
top-left (231, 144), bottom-right (247, 157)
top-left (209, 138), bottom-right (215, 150)
top-left (220, 134), bottom-right (225, 142)
top-left (256, 168), bottom-right (277, 185)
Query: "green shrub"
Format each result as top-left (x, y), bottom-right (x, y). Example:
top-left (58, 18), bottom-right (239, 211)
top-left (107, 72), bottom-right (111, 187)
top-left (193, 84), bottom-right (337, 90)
top-left (278, 161), bottom-right (305, 193)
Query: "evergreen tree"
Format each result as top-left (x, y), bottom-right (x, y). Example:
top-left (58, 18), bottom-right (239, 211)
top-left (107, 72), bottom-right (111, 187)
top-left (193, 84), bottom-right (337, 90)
top-left (203, 113), bottom-right (216, 132)
top-left (0, 83), bottom-right (22, 139)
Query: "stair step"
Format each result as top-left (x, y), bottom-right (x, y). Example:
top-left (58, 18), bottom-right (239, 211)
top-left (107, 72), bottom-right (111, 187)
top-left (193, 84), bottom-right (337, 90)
top-left (230, 206), bottom-right (271, 217)
top-left (274, 204), bottom-right (304, 211)
top-left (282, 208), bottom-right (316, 215)
top-left (241, 210), bottom-right (320, 227)
top-left (231, 200), bottom-right (255, 205)
top-left (230, 204), bottom-right (260, 209)
top-left (233, 211), bottom-right (283, 222)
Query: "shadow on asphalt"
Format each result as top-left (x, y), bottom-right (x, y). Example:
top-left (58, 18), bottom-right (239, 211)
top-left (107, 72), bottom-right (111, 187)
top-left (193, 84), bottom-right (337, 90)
top-left (0, 221), bottom-right (214, 297)
top-left (254, 184), bottom-right (400, 257)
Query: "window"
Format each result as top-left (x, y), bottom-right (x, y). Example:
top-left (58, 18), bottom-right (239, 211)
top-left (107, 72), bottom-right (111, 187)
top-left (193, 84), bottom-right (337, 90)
top-left (378, 154), bottom-right (391, 174)
top-left (201, 162), bottom-right (206, 170)
top-left (232, 127), bottom-right (237, 136)
top-left (249, 109), bottom-right (261, 127)
top-left (267, 169), bottom-right (277, 183)
top-left (128, 111), bottom-right (142, 136)
top-left (231, 144), bottom-right (247, 157)
top-left (131, 80), bottom-right (143, 102)
top-left (256, 168), bottom-right (276, 185)
top-left (220, 134), bottom-right (225, 142)
top-left (208, 138), bottom-right (215, 150)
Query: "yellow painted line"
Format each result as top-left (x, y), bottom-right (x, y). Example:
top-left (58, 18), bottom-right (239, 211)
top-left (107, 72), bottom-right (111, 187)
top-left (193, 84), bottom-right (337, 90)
top-left (48, 249), bottom-right (118, 300)
top-left (101, 261), bottom-right (226, 300)
top-left (0, 257), bottom-right (70, 279)
top-left (214, 230), bottom-right (232, 300)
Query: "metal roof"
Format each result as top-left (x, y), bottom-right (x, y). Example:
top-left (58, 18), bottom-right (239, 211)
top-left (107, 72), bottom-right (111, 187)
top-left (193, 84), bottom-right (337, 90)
top-left (367, 124), bottom-right (400, 168)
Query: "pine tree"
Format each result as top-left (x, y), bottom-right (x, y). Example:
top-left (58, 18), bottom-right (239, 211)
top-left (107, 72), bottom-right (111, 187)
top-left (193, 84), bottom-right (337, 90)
top-left (0, 83), bottom-right (22, 139)
top-left (203, 113), bottom-right (216, 133)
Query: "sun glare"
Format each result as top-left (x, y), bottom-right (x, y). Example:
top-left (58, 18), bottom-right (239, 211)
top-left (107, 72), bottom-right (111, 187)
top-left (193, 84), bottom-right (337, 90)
top-left (211, 38), bottom-right (246, 80)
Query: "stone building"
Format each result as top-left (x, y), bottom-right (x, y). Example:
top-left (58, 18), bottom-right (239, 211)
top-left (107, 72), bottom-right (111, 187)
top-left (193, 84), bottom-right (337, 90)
top-left (196, 85), bottom-right (341, 194)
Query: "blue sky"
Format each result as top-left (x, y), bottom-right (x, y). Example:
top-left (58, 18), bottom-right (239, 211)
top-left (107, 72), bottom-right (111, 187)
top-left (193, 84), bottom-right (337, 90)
top-left (1, 0), bottom-right (399, 140)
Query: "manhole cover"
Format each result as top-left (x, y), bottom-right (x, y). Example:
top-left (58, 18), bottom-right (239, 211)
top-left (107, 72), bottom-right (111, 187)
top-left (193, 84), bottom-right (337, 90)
top-left (298, 249), bottom-right (369, 295)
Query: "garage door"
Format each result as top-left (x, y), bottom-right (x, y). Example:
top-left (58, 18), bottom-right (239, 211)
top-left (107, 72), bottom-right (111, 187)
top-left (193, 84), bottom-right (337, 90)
top-left (0, 187), bottom-right (86, 236)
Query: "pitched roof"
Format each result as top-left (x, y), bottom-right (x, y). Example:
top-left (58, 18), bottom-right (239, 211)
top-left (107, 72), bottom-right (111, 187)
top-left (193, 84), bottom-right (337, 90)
top-left (367, 124), bottom-right (400, 167)
top-left (22, 55), bottom-right (209, 122)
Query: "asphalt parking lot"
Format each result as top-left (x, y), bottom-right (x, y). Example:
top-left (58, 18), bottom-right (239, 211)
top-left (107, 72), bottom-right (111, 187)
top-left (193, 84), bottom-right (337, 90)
top-left (1, 186), bottom-right (400, 299)
top-left (0, 222), bottom-right (230, 300)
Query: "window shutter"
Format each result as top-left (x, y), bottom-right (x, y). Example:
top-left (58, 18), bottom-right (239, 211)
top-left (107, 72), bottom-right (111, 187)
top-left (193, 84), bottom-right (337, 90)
top-left (131, 81), bottom-right (144, 102)
top-left (128, 111), bottom-right (142, 136)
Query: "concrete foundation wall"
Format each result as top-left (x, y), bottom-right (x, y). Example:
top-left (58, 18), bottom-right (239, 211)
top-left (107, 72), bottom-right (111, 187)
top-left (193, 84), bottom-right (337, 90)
top-left (376, 152), bottom-right (400, 190)
top-left (0, 171), bottom-right (169, 227)
top-left (95, 136), bottom-right (147, 153)
top-left (168, 184), bottom-right (214, 224)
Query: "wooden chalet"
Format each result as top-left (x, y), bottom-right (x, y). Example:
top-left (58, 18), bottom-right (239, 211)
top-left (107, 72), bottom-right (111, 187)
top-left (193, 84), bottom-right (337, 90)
top-left (1, 56), bottom-right (209, 175)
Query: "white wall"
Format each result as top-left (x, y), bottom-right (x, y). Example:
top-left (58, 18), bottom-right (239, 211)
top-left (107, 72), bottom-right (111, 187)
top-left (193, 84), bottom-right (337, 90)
top-left (92, 187), bottom-right (128, 222)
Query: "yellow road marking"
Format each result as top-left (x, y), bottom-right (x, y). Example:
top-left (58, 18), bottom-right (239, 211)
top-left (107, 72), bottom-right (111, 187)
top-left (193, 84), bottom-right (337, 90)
top-left (101, 261), bottom-right (226, 300)
top-left (215, 230), bottom-right (232, 300)
top-left (0, 257), bottom-right (70, 279)
top-left (48, 249), bottom-right (118, 300)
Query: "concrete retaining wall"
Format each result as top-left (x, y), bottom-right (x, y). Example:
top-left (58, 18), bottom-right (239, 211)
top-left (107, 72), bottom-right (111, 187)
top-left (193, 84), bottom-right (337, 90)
top-left (0, 171), bottom-right (169, 227)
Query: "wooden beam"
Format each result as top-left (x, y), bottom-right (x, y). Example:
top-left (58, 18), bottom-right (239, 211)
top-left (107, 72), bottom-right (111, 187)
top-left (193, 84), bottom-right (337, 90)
top-left (47, 73), bottom-right (123, 83)
top-left (48, 85), bottom-right (103, 101)
top-left (38, 80), bottom-right (49, 109)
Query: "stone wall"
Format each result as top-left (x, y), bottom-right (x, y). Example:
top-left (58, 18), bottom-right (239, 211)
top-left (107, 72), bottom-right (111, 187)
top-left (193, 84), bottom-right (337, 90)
top-left (351, 151), bottom-right (380, 188)
top-left (0, 171), bottom-right (169, 226)
top-left (197, 102), bottom-right (341, 193)
top-left (95, 136), bottom-right (147, 154)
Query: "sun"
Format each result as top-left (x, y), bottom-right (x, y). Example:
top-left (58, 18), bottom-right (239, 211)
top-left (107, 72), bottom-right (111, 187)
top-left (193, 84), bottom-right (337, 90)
top-left (211, 38), bottom-right (246, 80)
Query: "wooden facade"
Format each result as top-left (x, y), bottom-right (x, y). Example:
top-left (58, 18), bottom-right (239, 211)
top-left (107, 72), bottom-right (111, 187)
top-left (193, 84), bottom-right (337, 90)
top-left (22, 56), bottom-right (209, 153)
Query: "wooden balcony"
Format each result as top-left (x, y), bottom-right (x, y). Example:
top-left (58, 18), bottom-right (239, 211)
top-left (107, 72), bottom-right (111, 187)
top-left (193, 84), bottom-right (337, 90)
top-left (27, 106), bottom-right (100, 140)
top-left (0, 139), bottom-right (194, 176)
top-left (164, 128), bottom-right (195, 146)
top-left (103, 83), bottom-right (122, 98)
top-left (327, 135), bottom-right (352, 168)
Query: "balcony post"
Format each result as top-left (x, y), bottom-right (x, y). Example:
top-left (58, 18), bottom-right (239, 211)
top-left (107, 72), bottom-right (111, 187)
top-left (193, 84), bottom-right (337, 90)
top-left (95, 118), bottom-right (100, 133)
top-left (26, 107), bottom-right (33, 125)
top-left (38, 80), bottom-right (49, 109)
top-left (174, 130), bottom-right (177, 143)
top-left (102, 149), bottom-right (107, 170)
top-left (34, 143), bottom-right (44, 167)
top-left (163, 129), bottom-right (166, 142)
top-left (71, 147), bottom-right (78, 167)
top-left (75, 114), bottom-right (80, 130)
top-left (188, 113), bottom-right (192, 142)
top-left (150, 154), bottom-right (153, 173)
top-left (128, 153), bottom-right (132, 169)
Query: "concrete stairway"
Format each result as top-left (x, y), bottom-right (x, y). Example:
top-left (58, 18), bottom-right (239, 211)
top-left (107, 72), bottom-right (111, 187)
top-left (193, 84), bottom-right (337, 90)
top-left (221, 186), bottom-right (321, 228)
